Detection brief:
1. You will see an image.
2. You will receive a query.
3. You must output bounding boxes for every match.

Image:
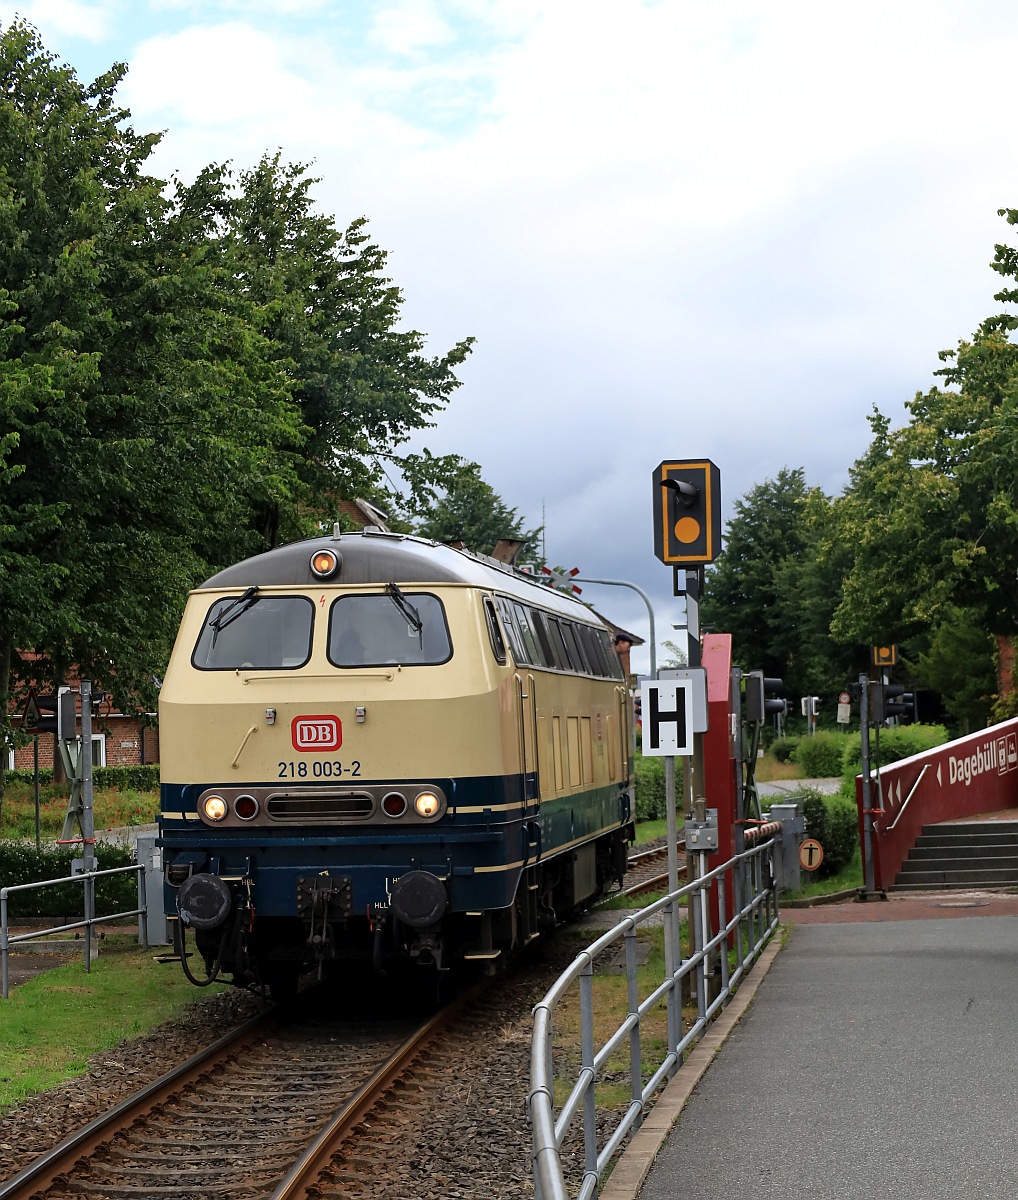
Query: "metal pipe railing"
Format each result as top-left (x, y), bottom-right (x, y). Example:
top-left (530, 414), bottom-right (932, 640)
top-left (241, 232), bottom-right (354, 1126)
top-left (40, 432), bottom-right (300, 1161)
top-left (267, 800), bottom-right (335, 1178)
top-left (885, 764), bottom-right (930, 832)
top-left (529, 838), bottom-right (779, 1200)
top-left (1, 863), bottom-right (146, 998)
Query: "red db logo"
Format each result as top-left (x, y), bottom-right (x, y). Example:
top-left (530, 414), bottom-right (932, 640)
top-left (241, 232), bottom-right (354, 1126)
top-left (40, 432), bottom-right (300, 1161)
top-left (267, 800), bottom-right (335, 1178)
top-left (291, 715), bottom-right (342, 752)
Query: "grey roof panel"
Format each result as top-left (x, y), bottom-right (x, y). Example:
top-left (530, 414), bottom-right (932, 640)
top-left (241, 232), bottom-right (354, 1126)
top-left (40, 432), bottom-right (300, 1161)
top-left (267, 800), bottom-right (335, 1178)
top-left (198, 533), bottom-right (599, 624)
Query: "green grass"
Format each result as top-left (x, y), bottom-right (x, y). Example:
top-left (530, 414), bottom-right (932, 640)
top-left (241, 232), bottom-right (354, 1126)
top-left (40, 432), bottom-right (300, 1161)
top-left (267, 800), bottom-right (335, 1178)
top-left (552, 923), bottom-right (678, 1108)
top-left (634, 818), bottom-right (667, 845)
top-left (754, 753), bottom-right (804, 783)
top-left (0, 785), bottom-right (159, 841)
top-left (0, 941), bottom-right (227, 1114)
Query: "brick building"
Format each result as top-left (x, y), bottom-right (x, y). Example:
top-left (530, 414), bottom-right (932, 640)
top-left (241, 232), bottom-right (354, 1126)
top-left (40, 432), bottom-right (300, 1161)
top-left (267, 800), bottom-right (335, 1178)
top-left (6, 665), bottom-right (159, 772)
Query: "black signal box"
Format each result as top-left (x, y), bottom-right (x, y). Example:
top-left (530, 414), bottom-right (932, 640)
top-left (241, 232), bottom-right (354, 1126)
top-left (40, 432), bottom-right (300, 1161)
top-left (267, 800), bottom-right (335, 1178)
top-left (872, 645), bottom-right (898, 667)
top-left (652, 460), bottom-right (722, 566)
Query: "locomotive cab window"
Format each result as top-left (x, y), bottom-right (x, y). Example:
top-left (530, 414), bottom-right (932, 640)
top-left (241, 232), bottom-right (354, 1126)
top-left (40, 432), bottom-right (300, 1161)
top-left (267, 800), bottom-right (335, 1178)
top-left (483, 597), bottom-right (507, 664)
top-left (192, 594), bottom-right (314, 670)
top-left (328, 592), bottom-right (452, 667)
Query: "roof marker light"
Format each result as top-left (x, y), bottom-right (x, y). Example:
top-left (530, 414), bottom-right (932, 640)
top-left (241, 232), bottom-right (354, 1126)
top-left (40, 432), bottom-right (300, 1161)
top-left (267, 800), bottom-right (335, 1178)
top-left (310, 548), bottom-right (340, 579)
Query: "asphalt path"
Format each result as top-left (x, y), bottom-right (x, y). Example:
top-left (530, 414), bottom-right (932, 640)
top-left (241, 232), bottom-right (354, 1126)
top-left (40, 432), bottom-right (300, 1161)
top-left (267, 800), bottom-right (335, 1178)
top-left (637, 910), bottom-right (1018, 1199)
top-left (758, 776), bottom-right (842, 797)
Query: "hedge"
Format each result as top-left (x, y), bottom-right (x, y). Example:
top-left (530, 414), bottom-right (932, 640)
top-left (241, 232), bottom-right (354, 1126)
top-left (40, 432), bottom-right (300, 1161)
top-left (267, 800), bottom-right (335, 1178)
top-left (770, 736), bottom-right (799, 764)
top-left (841, 724), bottom-right (948, 793)
top-left (794, 787), bottom-right (858, 878)
top-left (634, 754), bottom-right (666, 821)
top-left (0, 841), bottom-right (138, 918)
top-left (793, 731), bottom-right (851, 778)
top-left (5, 764), bottom-right (159, 792)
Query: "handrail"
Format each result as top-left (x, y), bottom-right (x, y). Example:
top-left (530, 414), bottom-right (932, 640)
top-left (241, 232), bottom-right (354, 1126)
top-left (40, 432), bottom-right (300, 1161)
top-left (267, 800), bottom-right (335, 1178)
top-left (1, 862), bottom-right (147, 998)
top-left (529, 837), bottom-right (778, 1199)
top-left (885, 764), bottom-right (930, 832)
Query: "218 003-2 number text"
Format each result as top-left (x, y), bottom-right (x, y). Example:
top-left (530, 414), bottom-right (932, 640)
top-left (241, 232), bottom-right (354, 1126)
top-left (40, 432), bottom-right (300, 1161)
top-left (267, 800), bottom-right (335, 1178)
top-left (277, 760), bottom-right (361, 779)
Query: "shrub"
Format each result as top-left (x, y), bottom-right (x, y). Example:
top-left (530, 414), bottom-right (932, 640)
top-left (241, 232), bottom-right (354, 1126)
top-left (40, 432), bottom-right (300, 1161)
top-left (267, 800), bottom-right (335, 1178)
top-left (0, 841), bottom-right (137, 918)
top-left (792, 786), bottom-right (858, 878)
top-left (841, 723), bottom-right (948, 792)
top-left (6, 764), bottom-right (159, 791)
top-left (634, 754), bottom-right (666, 821)
top-left (793, 731), bottom-right (849, 778)
top-left (770, 737), bottom-right (798, 763)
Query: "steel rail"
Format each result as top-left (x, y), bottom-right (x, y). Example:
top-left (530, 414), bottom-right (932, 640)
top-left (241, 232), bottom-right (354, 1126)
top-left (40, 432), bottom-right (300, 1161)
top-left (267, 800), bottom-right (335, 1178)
top-left (269, 983), bottom-right (485, 1200)
top-left (620, 870), bottom-right (675, 898)
top-left (0, 1010), bottom-right (274, 1200)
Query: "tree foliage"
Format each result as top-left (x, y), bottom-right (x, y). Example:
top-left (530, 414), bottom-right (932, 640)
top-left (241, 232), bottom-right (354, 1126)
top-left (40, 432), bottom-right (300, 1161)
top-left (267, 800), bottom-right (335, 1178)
top-left (0, 21), bottom-right (473, 795)
top-left (916, 607), bottom-right (995, 734)
top-left (831, 211), bottom-right (1018, 649)
top-left (416, 460), bottom-right (541, 558)
top-left (701, 468), bottom-right (855, 699)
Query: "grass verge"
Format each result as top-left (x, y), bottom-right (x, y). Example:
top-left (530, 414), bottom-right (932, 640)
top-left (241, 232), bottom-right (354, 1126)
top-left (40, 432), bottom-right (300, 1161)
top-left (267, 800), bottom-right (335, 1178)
top-left (0, 940), bottom-right (227, 1114)
top-left (1, 787), bottom-right (160, 841)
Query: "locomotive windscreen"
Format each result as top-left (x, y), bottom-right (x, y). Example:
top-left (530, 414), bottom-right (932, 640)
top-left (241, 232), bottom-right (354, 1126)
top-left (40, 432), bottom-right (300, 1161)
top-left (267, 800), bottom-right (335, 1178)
top-left (192, 595), bottom-right (314, 670)
top-left (328, 593), bottom-right (452, 666)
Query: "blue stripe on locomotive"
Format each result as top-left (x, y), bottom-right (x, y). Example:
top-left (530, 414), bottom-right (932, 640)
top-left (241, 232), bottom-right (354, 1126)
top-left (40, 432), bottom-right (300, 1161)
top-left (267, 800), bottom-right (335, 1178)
top-left (159, 774), bottom-right (628, 917)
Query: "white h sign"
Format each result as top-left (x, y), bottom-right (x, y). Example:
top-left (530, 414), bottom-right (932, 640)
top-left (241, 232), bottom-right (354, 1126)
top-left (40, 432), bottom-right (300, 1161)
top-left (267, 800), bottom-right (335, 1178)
top-left (640, 679), bottom-right (695, 756)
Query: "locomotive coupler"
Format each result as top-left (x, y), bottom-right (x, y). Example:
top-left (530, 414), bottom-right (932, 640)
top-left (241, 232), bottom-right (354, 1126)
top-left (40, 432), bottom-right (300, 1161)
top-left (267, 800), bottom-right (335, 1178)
top-left (297, 873), bottom-right (352, 970)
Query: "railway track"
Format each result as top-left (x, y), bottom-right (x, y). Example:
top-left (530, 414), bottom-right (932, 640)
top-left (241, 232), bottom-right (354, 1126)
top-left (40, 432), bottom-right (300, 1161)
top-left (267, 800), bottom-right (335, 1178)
top-left (615, 840), bottom-right (686, 900)
top-left (2, 850), bottom-right (681, 1200)
top-left (0, 988), bottom-right (472, 1200)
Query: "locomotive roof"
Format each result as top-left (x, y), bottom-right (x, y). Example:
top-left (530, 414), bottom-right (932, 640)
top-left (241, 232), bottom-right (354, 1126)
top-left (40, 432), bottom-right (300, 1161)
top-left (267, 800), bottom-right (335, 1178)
top-left (199, 531), bottom-right (600, 623)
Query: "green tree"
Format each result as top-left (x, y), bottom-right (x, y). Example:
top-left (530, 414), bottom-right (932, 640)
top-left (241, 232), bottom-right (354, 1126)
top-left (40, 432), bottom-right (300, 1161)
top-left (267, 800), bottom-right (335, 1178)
top-left (0, 25), bottom-right (305, 754)
top-left (829, 212), bottom-right (1018, 703)
top-left (701, 468), bottom-right (834, 698)
top-left (416, 460), bottom-right (542, 558)
top-left (916, 608), bottom-right (995, 734)
top-left (0, 25), bottom-right (474, 805)
top-left (772, 488), bottom-right (861, 702)
top-left (201, 154), bottom-right (474, 538)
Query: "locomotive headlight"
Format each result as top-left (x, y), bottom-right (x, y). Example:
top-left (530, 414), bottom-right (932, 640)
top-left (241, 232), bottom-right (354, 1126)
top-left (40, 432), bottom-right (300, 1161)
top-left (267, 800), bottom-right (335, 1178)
top-left (202, 795), bottom-right (228, 822)
top-left (310, 548), bottom-right (340, 578)
top-left (414, 791), bottom-right (441, 818)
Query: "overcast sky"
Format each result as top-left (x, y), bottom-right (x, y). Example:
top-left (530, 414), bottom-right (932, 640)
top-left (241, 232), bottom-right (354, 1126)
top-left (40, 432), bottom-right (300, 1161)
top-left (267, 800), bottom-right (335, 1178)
top-left (7, 0), bottom-right (1018, 671)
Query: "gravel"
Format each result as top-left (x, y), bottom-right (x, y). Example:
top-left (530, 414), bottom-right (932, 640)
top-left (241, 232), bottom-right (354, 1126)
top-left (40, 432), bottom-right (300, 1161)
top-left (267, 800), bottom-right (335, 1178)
top-left (0, 930), bottom-right (624, 1197)
top-left (0, 984), bottom-right (265, 1185)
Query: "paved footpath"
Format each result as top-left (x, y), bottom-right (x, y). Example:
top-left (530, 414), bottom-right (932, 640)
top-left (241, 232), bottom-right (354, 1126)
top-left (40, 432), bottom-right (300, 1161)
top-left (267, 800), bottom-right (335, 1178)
top-left (610, 891), bottom-right (1018, 1200)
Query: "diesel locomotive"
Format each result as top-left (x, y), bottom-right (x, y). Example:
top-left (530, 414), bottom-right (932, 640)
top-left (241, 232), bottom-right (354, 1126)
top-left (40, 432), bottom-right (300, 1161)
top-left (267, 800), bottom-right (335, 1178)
top-left (159, 528), bottom-right (634, 997)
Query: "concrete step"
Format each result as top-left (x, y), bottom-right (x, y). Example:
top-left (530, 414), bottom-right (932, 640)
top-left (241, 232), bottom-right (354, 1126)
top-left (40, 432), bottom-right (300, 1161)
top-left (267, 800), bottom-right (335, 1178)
top-left (909, 844), bottom-right (1018, 860)
top-left (895, 820), bottom-right (1018, 892)
top-left (893, 883), bottom-right (1017, 892)
top-left (895, 866), bottom-right (1018, 887)
top-left (916, 832), bottom-right (1018, 848)
top-left (895, 876), bottom-right (1018, 891)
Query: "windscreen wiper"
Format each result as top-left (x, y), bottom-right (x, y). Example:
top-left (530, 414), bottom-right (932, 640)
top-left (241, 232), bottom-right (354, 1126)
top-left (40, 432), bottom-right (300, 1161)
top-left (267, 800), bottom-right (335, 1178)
top-left (209, 586), bottom-right (259, 647)
top-left (385, 582), bottom-right (422, 635)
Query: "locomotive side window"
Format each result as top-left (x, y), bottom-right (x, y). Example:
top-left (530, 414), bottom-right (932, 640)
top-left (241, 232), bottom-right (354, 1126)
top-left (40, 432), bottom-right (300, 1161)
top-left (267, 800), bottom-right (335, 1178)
top-left (531, 610), bottom-right (563, 669)
top-left (572, 623), bottom-right (596, 673)
top-left (494, 593), bottom-right (621, 680)
top-left (483, 597), bottom-right (507, 664)
top-left (192, 595), bottom-right (314, 670)
top-left (328, 593), bottom-right (452, 667)
top-left (512, 603), bottom-right (543, 666)
top-left (496, 596), bottom-right (528, 665)
top-left (597, 628), bottom-right (625, 680)
top-left (549, 619), bottom-right (581, 676)
top-left (579, 625), bottom-right (610, 676)
top-left (554, 619), bottom-right (584, 673)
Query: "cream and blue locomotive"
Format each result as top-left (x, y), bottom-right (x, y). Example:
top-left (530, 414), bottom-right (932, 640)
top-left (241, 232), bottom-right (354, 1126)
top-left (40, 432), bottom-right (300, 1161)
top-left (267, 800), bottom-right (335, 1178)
top-left (159, 529), bottom-right (634, 995)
